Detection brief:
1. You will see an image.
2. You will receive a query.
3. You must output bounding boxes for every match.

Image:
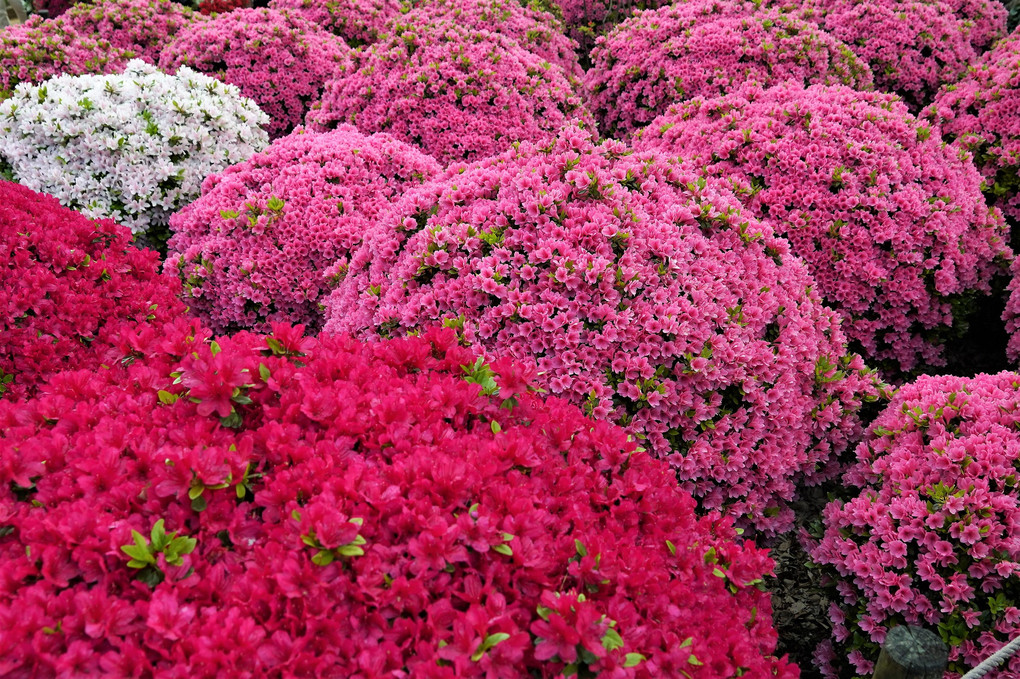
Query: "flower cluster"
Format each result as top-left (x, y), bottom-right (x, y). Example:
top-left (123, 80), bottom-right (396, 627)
top-left (61, 0), bottom-right (205, 65)
top-left (0, 181), bottom-right (183, 401)
top-left (790, 0), bottom-right (1006, 108)
top-left (199, 0), bottom-right (249, 15)
top-left (633, 83), bottom-right (1012, 376)
top-left (306, 18), bottom-right (592, 165)
top-left (584, 0), bottom-right (874, 137)
top-left (166, 126), bottom-right (442, 333)
top-left (0, 322), bottom-right (794, 678)
top-left (0, 60), bottom-right (269, 239)
top-left (159, 8), bottom-right (351, 139)
top-left (807, 372), bottom-right (1020, 678)
top-left (553, 0), bottom-right (667, 54)
top-left (268, 0), bottom-right (399, 45)
top-left (325, 124), bottom-right (882, 534)
top-left (0, 15), bottom-right (129, 101)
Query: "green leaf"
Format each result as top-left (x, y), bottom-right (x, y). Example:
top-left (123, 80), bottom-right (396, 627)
top-left (624, 653), bottom-right (646, 668)
top-left (493, 543), bottom-right (513, 556)
top-left (209, 340), bottom-right (221, 356)
top-left (472, 632), bottom-right (511, 661)
top-left (337, 544), bottom-right (365, 557)
top-left (191, 495), bottom-right (208, 512)
top-left (121, 545), bottom-right (154, 565)
top-left (666, 540), bottom-right (676, 555)
top-left (680, 637), bottom-right (693, 648)
top-left (311, 550), bottom-right (335, 566)
top-left (575, 539), bottom-right (587, 557)
top-left (188, 485), bottom-right (205, 500)
top-left (157, 390), bottom-right (178, 405)
top-left (602, 628), bottom-right (624, 651)
top-left (490, 419), bottom-right (502, 434)
top-left (349, 517), bottom-right (364, 526)
top-left (258, 363), bottom-right (271, 381)
top-left (169, 535), bottom-right (197, 556)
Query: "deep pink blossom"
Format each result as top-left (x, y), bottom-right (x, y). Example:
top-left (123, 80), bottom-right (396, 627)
top-left (61, 0), bottom-right (205, 65)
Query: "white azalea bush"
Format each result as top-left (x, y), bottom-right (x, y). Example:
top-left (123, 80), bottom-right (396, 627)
top-left (0, 60), bottom-right (269, 239)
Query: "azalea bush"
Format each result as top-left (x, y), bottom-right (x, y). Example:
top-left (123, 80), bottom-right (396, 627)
top-left (268, 0), bottom-right (399, 45)
top-left (199, 0), bottom-right (249, 14)
top-left (0, 180), bottom-right (183, 401)
top-left (0, 60), bottom-right (269, 240)
top-left (325, 125), bottom-right (883, 535)
top-left (61, 0), bottom-right (204, 65)
top-left (0, 323), bottom-right (795, 678)
top-left (584, 0), bottom-right (873, 138)
top-left (306, 18), bottom-right (591, 165)
top-left (166, 126), bottom-right (442, 333)
top-left (807, 372), bottom-right (1020, 678)
top-left (633, 83), bottom-right (1012, 376)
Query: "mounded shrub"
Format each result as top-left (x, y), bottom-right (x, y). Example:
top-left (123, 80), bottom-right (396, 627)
top-left (0, 15), bottom-right (129, 101)
top-left (0, 60), bottom-right (269, 241)
top-left (807, 372), bottom-right (1020, 678)
top-left (166, 126), bottom-right (442, 333)
top-left (633, 83), bottom-right (1012, 376)
top-left (268, 0), bottom-right (400, 45)
top-left (584, 0), bottom-right (874, 138)
top-left (61, 0), bottom-right (205, 65)
top-left (306, 18), bottom-right (592, 165)
top-left (0, 180), bottom-right (183, 401)
top-left (325, 125), bottom-right (883, 535)
top-left (159, 8), bottom-right (352, 139)
top-left (0, 324), bottom-right (795, 678)
top-left (199, 0), bottom-right (249, 14)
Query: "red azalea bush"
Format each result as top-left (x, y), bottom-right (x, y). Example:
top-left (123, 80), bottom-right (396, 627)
top-left (166, 126), bottom-right (442, 333)
top-left (268, 0), bottom-right (400, 45)
top-left (306, 19), bottom-right (592, 165)
top-left (807, 372), bottom-right (1020, 678)
top-left (0, 181), bottom-right (183, 401)
top-left (584, 0), bottom-right (874, 138)
top-left (325, 125), bottom-right (883, 535)
top-left (0, 16), bottom-right (130, 101)
top-left (199, 0), bottom-right (249, 14)
top-left (0, 322), bottom-right (796, 678)
top-left (159, 8), bottom-right (352, 139)
top-left (60, 0), bottom-right (205, 65)
top-left (633, 83), bottom-right (1012, 376)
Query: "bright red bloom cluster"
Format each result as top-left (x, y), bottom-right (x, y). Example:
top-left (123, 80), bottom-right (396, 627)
top-left (633, 83), bottom-right (1012, 376)
top-left (0, 181), bottom-right (183, 401)
top-left (584, 0), bottom-right (874, 138)
top-left (325, 124), bottom-right (882, 534)
top-left (166, 126), bottom-right (442, 333)
top-left (0, 322), bottom-right (794, 678)
top-left (808, 372), bottom-right (1020, 678)
top-left (269, 0), bottom-right (399, 45)
top-left (306, 18), bottom-right (592, 165)
top-left (61, 0), bottom-right (205, 65)
top-left (159, 8), bottom-right (352, 139)
top-left (198, 0), bottom-right (249, 15)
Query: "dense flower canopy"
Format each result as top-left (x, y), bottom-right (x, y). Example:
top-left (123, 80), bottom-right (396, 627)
top-left (167, 126), bottom-right (442, 333)
top-left (326, 125), bottom-right (882, 534)
top-left (0, 181), bottom-right (183, 401)
top-left (269, 0), bottom-right (400, 45)
top-left (584, 0), bottom-right (874, 137)
top-left (61, 0), bottom-right (205, 65)
top-left (633, 83), bottom-right (1012, 376)
top-left (0, 324), bottom-right (794, 678)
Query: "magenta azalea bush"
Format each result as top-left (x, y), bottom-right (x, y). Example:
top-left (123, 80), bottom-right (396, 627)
top-left (0, 16), bottom-right (129, 101)
top-left (807, 372), bottom-right (1020, 678)
top-left (166, 126), bottom-right (442, 333)
top-left (158, 8), bottom-right (351, 139)
top-left (61, 0), bottom-right (205, 65)
top-left (268, 0), bottom-right (399, 45)
top-left (633, 83), bottom-right (1012, 376)
top-left (306, 18), bottom-right (591, 165)
top-left (0, 181), bottom-right (183, 402)
top-left (0, 322), bottom-right (795, 678)
top-left (584, 0), bottom-right (874, 138)
top-left (790, 0), bottom-right (1006, 108)
top-left (325, 125), bottom-right (883, 534)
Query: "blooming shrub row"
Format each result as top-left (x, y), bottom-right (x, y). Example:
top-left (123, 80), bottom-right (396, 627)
top-left (269, 0), bottom-right (400, 45)
top-left (0, 181), bottom-right (183, 401)
top-left (61, 0), bottom-right (204, 65)
top-left (0, 322), bottom-right (794, 678)
top-left (633, 83), bottom-right (1012, 376)
top-left (167, 126), bottom-right (442, 333)
top-left (159, 8), bottom-right (352, 139)
top-left (326, 124), bottom-right (883, 535)
top-left (584, 0), bottom-right (874, 138)
top-left (0, 60), bottom-right (269, 239)
top-left (808, 372), bottom-right (1020, 678)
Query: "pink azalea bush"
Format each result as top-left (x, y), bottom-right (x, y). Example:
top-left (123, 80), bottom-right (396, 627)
top-left (0, 16), bottom-right (129, 101)
top-left (268, 0), bottom-right (400, 45)
top-left (159, 8), bottom-right (352, 139)
top-left (306, 18), bottom-right (592, 165)
top-left (584, 0), bottom-right (874, 138)
top-left (0, 180), bottom-right (183, 401)
top-left (0, 322), bottom-right (795, 678)
top-left (61, 0), bottom-right (205, 65)
top-left (325, 125), bottom-right (883, 535)
top-left (633, 83), bottom-right (1012, 376)
top-left (789, 0), bottom-right (1007, 108)
top-left (807, 372), bottom-right (1020, 678)
top-left (166, 126), bottom-right (442, 333)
